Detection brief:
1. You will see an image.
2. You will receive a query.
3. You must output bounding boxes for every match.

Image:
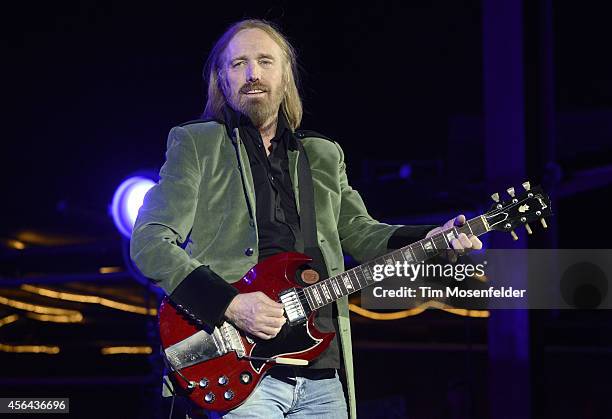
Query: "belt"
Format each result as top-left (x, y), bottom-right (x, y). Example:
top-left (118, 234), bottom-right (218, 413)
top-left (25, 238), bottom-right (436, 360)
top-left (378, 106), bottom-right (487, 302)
top-left (268, 366), bottom-right (336, 383)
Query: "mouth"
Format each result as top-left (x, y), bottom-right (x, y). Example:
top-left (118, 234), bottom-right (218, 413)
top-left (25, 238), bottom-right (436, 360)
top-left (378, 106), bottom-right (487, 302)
top-left (242, 89), bottom-right (267, 96)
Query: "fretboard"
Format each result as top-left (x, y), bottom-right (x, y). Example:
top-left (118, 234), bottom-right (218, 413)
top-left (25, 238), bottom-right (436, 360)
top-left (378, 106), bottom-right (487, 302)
top-left (302, 216), bottom-right (490, 310)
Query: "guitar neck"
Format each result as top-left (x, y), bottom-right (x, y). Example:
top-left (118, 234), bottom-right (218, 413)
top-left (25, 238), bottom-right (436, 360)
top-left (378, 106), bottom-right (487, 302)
top-left (302, 215), bottom-right (490, 310)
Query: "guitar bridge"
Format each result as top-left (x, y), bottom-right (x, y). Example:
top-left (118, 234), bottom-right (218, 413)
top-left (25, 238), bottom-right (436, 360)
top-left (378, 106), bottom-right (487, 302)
top-left (279, 288), bottom-right (307, 325)
top-left (163, 322), bottom-right (246, 370)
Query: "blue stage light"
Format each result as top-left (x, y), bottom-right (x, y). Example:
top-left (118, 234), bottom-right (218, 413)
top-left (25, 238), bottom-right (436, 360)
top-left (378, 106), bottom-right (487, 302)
top-left (399, 163), bottom-right (412, 180)
top-left (111, 176), bottom-right (155, 238)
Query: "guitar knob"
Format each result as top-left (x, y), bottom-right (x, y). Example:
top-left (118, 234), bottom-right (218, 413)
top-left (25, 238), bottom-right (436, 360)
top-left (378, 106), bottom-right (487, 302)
top-left (199, 378), bottom-right (209, 388)
top-left (507, 187), bottom-right (515, 198)
top-left (204, 392), bottom-right (215, 403)
top-left (224, 390), bottom-right (235, 401)
top-left (491, 192), bottom-right (500, 203)
top-left (510, 230), bottom-right (518, 241)
top-left (525, 224), bottom-right (533, 235)
top-left (218, 375), bottom-right (229, 386)
top-left (522, 181), bottom-right (531, 191)
top-left (540, 219), bottom-right (548, 229)
top-left (240, 372), bottom-right (252, 384)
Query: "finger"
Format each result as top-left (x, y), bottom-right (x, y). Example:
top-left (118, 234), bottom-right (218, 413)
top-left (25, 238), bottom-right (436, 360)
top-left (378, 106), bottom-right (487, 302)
top-left (257, 304), bottom-right (285, 319)
top-left (260, 315), bottom-right (286, 328)
top-left (459, 233), bottom-right (472, 248)
top-left (453, 214), bottom-right (466, 226)
top-left (470, 236), bottom-right (483, 250)
top-left (443, 218), bottom-right (455, 229)
top-left (446, 249), bottom-right (458, 263)
top-left (256, 292), bottom-right (284, 309)
top-left (253, 330), bottom-right (275, 340)
top-left (256, 324), bottom-right (282, 338)
top-left (451, 238), bottom-right (464, 251)
top-left (260, 305), bottom-right (285, 319)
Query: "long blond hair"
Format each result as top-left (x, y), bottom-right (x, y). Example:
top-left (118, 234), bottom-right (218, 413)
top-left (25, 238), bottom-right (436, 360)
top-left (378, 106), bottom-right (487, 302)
top-left (202, 19), bottom-right (303, 131)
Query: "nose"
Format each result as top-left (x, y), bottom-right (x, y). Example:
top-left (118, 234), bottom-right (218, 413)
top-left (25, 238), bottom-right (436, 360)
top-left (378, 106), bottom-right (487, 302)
top-left (246, 62), bottom-right (261, 82)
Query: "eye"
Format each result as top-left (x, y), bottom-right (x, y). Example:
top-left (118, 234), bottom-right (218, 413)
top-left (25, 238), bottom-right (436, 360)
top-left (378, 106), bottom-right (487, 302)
top-left (231, 61), bottom-right (246, 68)
top-left (259, 59), bottom-right (273, 67)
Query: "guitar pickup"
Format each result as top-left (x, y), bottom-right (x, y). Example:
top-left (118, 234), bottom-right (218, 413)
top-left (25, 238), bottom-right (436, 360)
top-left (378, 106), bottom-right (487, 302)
top-left (279, 288), bottom-right (307, 325)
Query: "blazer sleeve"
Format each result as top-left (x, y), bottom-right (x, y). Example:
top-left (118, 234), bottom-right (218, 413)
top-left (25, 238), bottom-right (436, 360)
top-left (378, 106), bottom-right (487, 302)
top-left (333, 141), bottom-right (437, 262)
top-left (129, 126), bottom-right (237, 328)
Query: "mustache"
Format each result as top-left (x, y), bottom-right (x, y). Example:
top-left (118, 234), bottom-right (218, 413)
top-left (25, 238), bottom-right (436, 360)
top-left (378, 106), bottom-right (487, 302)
top-left (240, 82), bottom-right (268, 93)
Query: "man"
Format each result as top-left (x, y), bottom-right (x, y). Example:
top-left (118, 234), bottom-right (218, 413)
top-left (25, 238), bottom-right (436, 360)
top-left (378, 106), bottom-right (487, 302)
top-left (130, 19), bottom-right (481, 418)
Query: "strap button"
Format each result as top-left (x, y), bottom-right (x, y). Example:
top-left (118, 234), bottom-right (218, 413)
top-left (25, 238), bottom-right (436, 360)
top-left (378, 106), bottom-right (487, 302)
top-left (244, 247), bottom-right (254, 256)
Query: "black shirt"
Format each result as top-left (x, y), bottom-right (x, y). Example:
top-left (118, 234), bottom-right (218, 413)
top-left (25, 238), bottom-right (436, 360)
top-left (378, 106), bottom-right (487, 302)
top-left (223, 106), bottom-right (340, 370)
top-left (233, 110), bottom-right (304, 259)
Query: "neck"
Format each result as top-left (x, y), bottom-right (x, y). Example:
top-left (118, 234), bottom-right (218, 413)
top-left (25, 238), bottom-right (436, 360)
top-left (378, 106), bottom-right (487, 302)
top-left (258, 115), bottom-right (278, 143)
top-left (257, 114), bottom-right (279, 156)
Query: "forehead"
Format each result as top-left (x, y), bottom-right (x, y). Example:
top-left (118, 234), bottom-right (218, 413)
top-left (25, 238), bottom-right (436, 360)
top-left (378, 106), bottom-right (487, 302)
top-left (225, 28), bottom-right (283, 60)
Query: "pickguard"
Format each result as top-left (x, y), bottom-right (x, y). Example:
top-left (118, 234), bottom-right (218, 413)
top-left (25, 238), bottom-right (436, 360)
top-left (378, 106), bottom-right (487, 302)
top-left (249, 321), bottom-right (321, 372)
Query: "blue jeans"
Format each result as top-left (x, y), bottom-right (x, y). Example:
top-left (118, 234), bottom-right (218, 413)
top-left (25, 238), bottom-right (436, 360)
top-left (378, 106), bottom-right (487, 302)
top-left (201, 372), bottom-right (348, 419)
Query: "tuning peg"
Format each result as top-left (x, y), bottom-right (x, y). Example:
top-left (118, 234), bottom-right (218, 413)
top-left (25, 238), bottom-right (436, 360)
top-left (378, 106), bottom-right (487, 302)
top-left (507, 187), bottom-right (515, 198)
top-left (491, 192), bottom-right (500, 203)
top-left (540, 218), bottom-right (548, 229)
top-left (522, 181), bottom-right (531, 191)
top-left (525, 223), bottom-right (533, 235)
top-left (510, 230), bottom-right (518, 240)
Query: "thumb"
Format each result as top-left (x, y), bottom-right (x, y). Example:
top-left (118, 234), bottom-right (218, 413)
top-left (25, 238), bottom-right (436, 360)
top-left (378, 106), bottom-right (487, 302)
top-left (453, 214), bottom-right (466, 227)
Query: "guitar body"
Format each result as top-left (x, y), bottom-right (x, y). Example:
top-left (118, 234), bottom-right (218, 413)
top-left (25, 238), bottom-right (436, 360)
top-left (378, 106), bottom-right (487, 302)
top-left (158, 252), bottom-right (335, 413)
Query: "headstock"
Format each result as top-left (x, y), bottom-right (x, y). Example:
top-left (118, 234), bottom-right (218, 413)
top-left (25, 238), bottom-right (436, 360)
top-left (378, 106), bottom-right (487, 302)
top-left (484, 181), bottom-right (552, 240)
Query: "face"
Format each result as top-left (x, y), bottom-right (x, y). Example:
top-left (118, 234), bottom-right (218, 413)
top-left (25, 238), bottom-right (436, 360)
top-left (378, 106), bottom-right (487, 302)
top-left (220, 28), bottom-right (286, 127)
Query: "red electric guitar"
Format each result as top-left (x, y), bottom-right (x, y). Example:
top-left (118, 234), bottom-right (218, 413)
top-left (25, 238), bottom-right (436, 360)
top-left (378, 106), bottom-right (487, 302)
top-left (158, 182), bottom-right (551, 412)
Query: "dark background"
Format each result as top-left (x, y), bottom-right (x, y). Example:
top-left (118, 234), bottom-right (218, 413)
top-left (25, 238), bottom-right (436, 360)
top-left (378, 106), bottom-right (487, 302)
top-left (1, 1), bottom-right (611, 418)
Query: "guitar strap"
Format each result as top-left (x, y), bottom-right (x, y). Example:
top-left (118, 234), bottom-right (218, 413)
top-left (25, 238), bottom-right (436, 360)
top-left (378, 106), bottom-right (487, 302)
top-left (295, 139), bottom-right (330, 282)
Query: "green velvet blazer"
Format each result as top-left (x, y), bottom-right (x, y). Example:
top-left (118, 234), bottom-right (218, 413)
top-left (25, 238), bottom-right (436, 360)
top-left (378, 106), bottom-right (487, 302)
top-left (130, 121), bottom-right (408, 418)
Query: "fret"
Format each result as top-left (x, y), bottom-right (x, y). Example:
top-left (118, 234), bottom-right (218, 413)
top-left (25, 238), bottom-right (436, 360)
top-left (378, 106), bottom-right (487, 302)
top-left (360, 265), bottom-right (375, 285)
top-left (410, 242), bottom-right (427, 262)
top-left (334, 273), bottom-right (348, 295)
top-left (392, 249), bottom-right (406, 264)
top-left (440, 231), bottom-right (450, 248)
top-left (381, 255), bottom-right (394, 279)
top-left (319, 282), bottom-right (332, 303)
top-left (465, 220), bottom-right (474, 235)
top-left (401, 246), bottom-right (415, 263)
top-left (445, 228), bottom-right (457, 245)
top-left (432, 233), bottom-right (449, 250)
top-left (370, 256), bottom-right (388, 282)
top-left (393, 249), bottom-right (407, 265)
top-left (421, 238), bottom-right (437, 258)
top-left (452, 226), bottom-right (460, 239)
top-left (376, 256), bottom-right (388, 267)
top-left (470, 216), bottom-right (488, 235)
top-left (349, 268), bottom-right (364, 289)
top-left (341, 273), bottom-right (355, 293)
top-left (468, 217), bottom-right (481, 236)
top-left (457, 224), bottom-right (471, 237)
top-left (385, 253), bottom-right (397, 271)
top-left (380, 252), bottom-right (400, 280)
top-left (390, 251), bottom-right (406, 274)
top-left (363, 261), bottom-right (380, 284)
top-left (383, 254), bottom-right (395, 270)
top-left (430, 237), bottom-right (437, 250)
top-left (329, 277), bottom-right (342, 298)
top-left (311, 286), bottom-right (323, 308)
top-left (304, 287), bottom-right (316, 309)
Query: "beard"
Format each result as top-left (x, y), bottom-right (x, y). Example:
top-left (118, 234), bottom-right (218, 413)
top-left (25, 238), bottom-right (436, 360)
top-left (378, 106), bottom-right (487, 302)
top-left (228, 82), bottom-right (284, 128)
